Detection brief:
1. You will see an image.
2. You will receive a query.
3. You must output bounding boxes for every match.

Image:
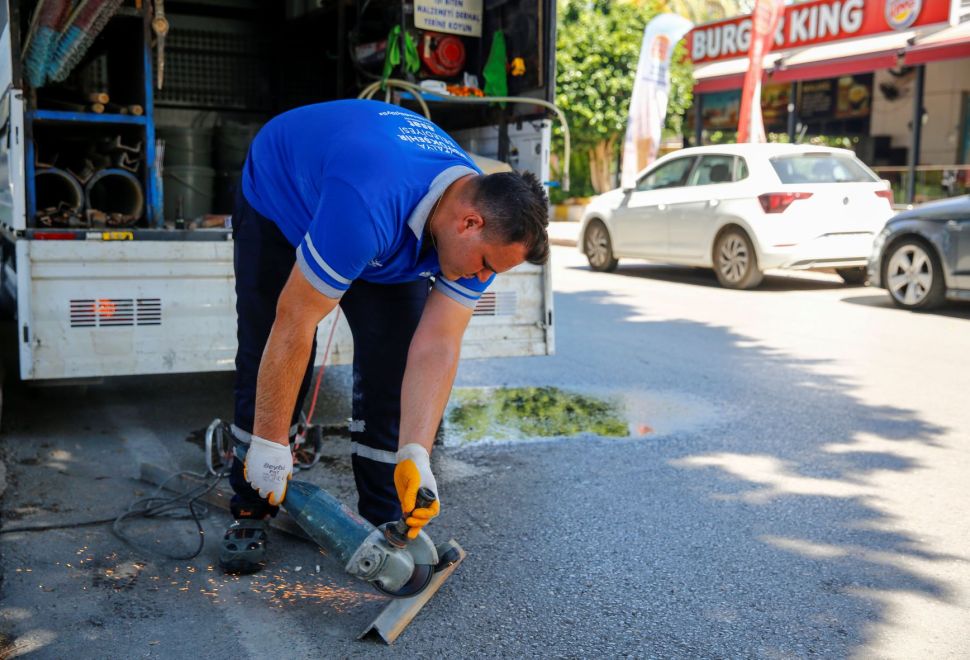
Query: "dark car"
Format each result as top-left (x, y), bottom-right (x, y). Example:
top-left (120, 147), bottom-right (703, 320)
top-left (867, 195), bottom-right (970, 310)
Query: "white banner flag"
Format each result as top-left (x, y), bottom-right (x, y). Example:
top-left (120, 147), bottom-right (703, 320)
top-left (621, 13), bottom-right (693, 190)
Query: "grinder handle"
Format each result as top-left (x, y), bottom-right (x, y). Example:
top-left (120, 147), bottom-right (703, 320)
top-left (384, 486), bottom-right (437, 548)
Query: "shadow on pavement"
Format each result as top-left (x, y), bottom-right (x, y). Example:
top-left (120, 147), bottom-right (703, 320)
top-left (841, 294), bottom-right (970, 320)
top-left (448, 287), bottom-right (958, 656)
top-left (570, 263), bottom-right (849, 292)
top-left (0, 286), bottom-right (961, 656)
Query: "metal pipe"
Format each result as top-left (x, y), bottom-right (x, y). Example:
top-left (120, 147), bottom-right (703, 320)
top-left (84, 168), bottom-right (144, 223)
top-left (787, 82), bottom-right (797, 143)
top-left (34, 167), bottom-right (84, 224)
top-left (694, 93), bottom-right (703, 147)
top-left (907, 64), bottom-right (925, 205)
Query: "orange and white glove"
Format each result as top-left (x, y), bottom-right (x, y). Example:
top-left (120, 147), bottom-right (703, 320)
top-left (244, 436), bottom-right (293, 506)
top-left (394, 443), bottom-right (440, 539)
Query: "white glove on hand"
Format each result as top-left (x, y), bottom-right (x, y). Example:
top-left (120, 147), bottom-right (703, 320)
top-left (244, 436), bottom-right (293, 506)
top-left (394, 443), bottom-right (440, 539)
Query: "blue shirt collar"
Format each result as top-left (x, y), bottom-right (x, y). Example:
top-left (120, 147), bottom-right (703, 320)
top-left (407, 165), bottom-right (479, 239)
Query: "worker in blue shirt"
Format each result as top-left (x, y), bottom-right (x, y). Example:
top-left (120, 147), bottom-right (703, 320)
top-left (220, 99), bottom-right (550, 573)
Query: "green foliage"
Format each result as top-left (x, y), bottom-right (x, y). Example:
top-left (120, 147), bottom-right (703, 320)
top-left (447, 386), bottom-right (630, 442)
top-left (664, 0), bottom-right (745, 23)
top-left (665, 39), bottom-right (694, 138)
top-left (709, 131), bottom-right (864, 150)
top-left (549, 150), bottom-right (597, 203)
top-left (554, 0), bottom-right (695, 190)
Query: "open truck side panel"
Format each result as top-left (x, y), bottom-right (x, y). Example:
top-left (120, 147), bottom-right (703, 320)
top-left (1, 0), bottom-right (557, 382)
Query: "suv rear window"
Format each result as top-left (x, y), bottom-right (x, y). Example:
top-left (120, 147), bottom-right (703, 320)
top-left (769, 154), bottom-right (877, 184)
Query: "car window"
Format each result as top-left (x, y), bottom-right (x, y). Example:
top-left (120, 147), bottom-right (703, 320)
top-left (735, 157), bottom-right (749, 181)
top-left (636, 157), bottom-right (695, 192)
top-left (769, 153), bottom-right (877, 183)
top-left (689, 155), bottom-right (735, 186)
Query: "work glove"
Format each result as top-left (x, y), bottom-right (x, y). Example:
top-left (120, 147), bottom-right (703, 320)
top-left (244, 436), bottom-right (293, 506)
top-left (394, 443), bottom-right (441, 539)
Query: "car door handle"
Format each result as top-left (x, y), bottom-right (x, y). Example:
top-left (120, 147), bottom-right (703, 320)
top-left (657, 204), bottom-right (666, 211)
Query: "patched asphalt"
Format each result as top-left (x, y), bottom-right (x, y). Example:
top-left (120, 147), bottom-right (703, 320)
top-left (2, 246), bottom-right (968, 658)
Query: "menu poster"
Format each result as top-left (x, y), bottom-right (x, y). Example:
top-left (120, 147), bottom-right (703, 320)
top-left (761, 82), bottom-right (790, 129)
top-left (701, 90), bottom-right (741, 130)
top-left (834, 73), bottom-right (872, 119)
top-left (798, 79), bottom-right (833, 121)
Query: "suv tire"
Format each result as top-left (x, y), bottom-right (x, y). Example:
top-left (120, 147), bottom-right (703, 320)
top-left (713, 228), bottom-right (763, 289)
top-left (584, 220), bottom-right (619, 272)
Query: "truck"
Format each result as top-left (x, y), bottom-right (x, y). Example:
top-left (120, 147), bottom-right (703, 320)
top-left (0, 0), bottom-right (560, 423)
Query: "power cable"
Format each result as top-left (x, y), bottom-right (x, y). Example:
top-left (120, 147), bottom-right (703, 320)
top-left (110, 466), bottom-right (229, 560)
top-left (1, 309), bottom-right (344, 557)
top-left (0, 467), bottom-right (226, 563)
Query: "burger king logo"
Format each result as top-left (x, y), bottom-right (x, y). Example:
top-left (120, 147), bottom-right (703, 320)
top-left (885, 0), bottom-right (922, 30)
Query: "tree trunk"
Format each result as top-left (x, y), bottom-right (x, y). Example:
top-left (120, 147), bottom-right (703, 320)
top-left (588, 137), bottom-right (618, 193)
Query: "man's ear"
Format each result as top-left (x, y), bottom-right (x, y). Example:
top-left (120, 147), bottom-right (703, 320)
top-left (461, 213), bottom-right (485, 232)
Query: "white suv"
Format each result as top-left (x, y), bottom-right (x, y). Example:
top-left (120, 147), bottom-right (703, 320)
top-left (579, 144), bottom-right (895, 288)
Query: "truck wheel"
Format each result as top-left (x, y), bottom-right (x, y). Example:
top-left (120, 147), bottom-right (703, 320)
top-left (713, 229), bottom-right (763, 289)
top-left (836, 267), bottom-right (867, 286)
top-left (884, 239), bottom-right (946, 310)
top-left (583, 220), bottom-right (618, 272)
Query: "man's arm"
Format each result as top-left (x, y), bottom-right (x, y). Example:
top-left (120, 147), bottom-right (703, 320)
top-left (399, 289), bottom-right (475, 453)
top-left (253, 264), bottom-right (339, 445)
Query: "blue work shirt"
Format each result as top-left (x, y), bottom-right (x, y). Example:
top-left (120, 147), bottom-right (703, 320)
top-left (241, 99), bottom-right (491, 308)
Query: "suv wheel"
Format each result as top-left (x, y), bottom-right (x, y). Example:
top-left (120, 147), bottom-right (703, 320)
top-left (713, 229), bottom-right (763, 289)
top-left (884, 239), bottom-right (945, 310)
top-left (584, 220), bottom-right (618, 272)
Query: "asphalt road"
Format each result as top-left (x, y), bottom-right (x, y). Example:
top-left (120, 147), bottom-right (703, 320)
top-left (1, 246), bottom-right (968, 658)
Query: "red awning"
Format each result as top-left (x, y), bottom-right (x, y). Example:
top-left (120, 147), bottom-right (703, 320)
top-left (767, 52), bottom-right (900, 83)
top-left (904, 23), bottom-right (970, 65)
top-left (693, 21), bottom-right (970, 92)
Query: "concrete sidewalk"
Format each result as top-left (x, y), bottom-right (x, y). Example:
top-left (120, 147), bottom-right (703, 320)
top-left (547, 220), bottom-right (580, 247)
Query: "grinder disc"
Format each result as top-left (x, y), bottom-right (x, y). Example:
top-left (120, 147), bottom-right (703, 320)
top-left (371, 562), bottom-right (435, 599)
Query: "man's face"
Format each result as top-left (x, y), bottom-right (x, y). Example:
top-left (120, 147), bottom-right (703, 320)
top-left (436, 223), bottom-right (528, 283)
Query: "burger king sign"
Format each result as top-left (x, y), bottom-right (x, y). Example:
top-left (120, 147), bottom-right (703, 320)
top-left (885, 0), bottom-right (922, 30)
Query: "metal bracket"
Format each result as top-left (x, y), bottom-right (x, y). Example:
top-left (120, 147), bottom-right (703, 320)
top-left (358, 540), bottom-right (466, 644)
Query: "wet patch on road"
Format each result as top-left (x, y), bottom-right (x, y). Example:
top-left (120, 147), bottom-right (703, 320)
top-left (444, 386), bottom-right (629, 445)
top-left (444, 386), bottom-right (719, 446)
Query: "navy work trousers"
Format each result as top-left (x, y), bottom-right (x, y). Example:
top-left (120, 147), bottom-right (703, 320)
top-left (228, 192), bottom-right (429, 526)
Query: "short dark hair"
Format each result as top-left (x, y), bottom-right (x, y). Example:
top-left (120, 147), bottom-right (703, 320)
top-left (471, 171), bottom-right (550, 265)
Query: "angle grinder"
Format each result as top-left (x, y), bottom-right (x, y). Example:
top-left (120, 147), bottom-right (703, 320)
top-left (283, 481), bottom-right (459, 598)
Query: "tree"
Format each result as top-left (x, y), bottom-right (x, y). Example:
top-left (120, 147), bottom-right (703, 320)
top-left (663, 0), bottom-right (750, 24)
top-left (555, 0), bottom-right (695, 195)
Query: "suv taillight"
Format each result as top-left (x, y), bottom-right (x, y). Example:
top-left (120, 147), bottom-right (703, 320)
top-left (758, 192), bottom-right (813, 214)
top-left (875, 189), bottom-right (894, 206)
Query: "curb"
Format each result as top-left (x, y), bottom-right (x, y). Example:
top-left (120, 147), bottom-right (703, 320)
top-left (549, 236), bottom-right (578, 248)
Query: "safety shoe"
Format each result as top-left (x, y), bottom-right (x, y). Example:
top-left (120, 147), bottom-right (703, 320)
top-left (219, 519), bottom-right (269, 574)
